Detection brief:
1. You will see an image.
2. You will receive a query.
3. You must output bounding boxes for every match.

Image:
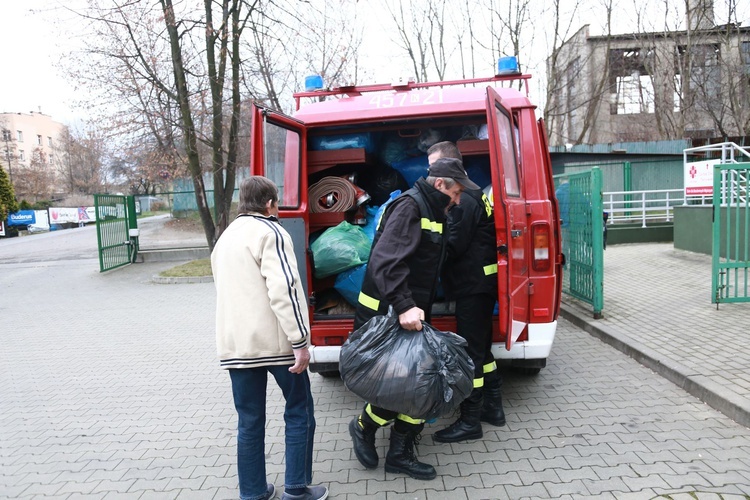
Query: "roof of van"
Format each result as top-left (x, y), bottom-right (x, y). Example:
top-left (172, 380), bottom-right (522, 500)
top-left (293, 82), bottom-right (534, 127)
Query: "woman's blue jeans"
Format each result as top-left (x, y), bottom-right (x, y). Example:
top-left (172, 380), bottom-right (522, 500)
top-left (229, 366), bottom-right (315, 500)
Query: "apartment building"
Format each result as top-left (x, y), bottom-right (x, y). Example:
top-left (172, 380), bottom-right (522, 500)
top-left (545, 0), bottom-right (750, 147)
top-left (1, 111), bottom-right (64, 168)
top-left (1, 111), bottom-right (65, 200)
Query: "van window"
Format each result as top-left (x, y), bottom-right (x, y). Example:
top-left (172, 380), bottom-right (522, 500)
top-left (264, 120), bottom-right (300, 208)
top-left (494, 105), bottom-right (521, 197)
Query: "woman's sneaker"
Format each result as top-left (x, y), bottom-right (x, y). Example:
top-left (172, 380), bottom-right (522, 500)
top-left (280, 485), bottom-right (328, 500)
top-left (263, 483), bottom-right (276, 499)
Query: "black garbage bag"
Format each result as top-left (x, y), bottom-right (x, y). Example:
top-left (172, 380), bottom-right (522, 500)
top-left (339, 308), bottom-right (474, 421)
top-left (358, 165), bottom-right (409, 205)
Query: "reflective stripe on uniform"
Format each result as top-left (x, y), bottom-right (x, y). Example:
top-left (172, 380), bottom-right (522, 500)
top-left (474, 377), bottom-right (484, 388)
top-left (396, 413), bottom-right (425, 424)
top-left (358, 292), bottom-right (380, 311)
top-left (481, 193), bottom-right (493, 217)
top-left (483, 360), bottom-right (497, 373)
top-left (366, 404), bottom-right (392, 426)
top-left (483, 263), bottom-right (498, 275)
top-left (420, 218), bottom-right (443, 234)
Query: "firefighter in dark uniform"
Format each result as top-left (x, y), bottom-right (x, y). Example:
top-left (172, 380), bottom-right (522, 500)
top-left (349, 157), bottom-right (479, 480)
top-left (428, 141), bottom-right (506, 443)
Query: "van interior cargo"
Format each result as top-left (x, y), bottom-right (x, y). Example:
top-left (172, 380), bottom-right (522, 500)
top-left (302, 116), bottom-right (494, 322)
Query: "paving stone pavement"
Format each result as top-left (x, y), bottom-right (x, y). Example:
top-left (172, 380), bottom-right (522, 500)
top-left (561, 242), bottom-right (750, 428)
top-left (2, 234), bottom-right (750, 499)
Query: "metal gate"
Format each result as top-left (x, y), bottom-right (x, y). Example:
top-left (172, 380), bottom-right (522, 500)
top-left (712, 162), bottom-right (750, 304)
top-left (94, 194), bottom-right (138, 272)
top-left (554, 167), bottom-right (605, 317)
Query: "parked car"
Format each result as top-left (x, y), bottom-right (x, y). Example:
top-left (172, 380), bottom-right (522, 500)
top-left (26, 224), bottom-right (50, 234)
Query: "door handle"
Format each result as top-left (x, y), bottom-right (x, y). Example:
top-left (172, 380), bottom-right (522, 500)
top-left (511, 229), bottom-right (522, 238)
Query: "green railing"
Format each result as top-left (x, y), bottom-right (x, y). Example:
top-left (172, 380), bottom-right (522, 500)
top-left (554, 167), bottom-right (605, 317)
top-left (712, 163), bottom-right (750, 304)
top-left (95, 194), bottom-right (138, 272)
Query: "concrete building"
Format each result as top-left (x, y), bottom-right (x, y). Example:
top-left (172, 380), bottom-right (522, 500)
top-left (545, 0), bottom-right (750, 147)
top-left (1, 111), bottom-right (66, 200)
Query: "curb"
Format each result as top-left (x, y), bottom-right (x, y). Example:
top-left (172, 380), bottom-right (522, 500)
top-left (560, 300), bottom-right (750, 428)
top-left (152, 275), bottom-right (214, 284)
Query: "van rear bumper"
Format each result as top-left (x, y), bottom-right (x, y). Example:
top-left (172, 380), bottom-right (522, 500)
top-left (490, 320), bottom-right (556, 360)
top-left (309, 320), bottom-right (557, 372)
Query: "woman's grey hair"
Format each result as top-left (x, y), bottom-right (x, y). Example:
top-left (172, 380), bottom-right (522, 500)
top-left (425, 176), bottom-right (457, 188)
top-left (238, 176), bottom-right (279, 214)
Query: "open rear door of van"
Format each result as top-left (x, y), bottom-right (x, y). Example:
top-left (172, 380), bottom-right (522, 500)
top-left (485, 87), bottom-right (530, 351)
top-left (250, 104), bottom-right (310, 299)
top-left (537, 118), bottom-right (563, 319)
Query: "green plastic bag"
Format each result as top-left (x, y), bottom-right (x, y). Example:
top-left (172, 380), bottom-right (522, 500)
top-left (310, 221), bottom-right (371, 279)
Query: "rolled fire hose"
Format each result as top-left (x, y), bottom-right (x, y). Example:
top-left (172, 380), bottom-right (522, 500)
top-left (309, 176), bottom-right (370, 213)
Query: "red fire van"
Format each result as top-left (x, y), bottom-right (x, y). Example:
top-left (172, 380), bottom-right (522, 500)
top-left (250, 70), bottom-right (563, 375)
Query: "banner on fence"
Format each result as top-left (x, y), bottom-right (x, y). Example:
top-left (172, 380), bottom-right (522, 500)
top-left (684, 159), bottom-right (720, 196)
top-left (7, 210), bottom-right (36, 226)
top-left (49, 207), bottom-right (97, 224)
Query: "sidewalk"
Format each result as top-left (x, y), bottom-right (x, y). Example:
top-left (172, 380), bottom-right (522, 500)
top-left (3, 234), bottom-right (750, 497)
top-left (561, 242), bottom-right (750, 428)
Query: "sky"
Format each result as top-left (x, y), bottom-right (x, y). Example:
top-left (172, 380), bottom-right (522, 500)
top-left (1, 0), bottom-right (745, 127)
top-left (0, 0), bottom-right (86, 124)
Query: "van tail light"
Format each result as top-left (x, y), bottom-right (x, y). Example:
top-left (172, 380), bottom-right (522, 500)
top-left (532, 223), bottom-right (551, 271)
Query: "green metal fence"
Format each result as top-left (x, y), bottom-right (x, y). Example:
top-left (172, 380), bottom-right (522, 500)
top-left (554, 167), bottom-right (605, 317)
top-left (95, 194), bottom-right (138, 272)
top-left (712, 163), bottom-right (750, 304)
top-left (560, 158), bottom-right (684, 193)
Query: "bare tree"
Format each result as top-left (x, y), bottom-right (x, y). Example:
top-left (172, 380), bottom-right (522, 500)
top-left (15, 149), bottom-right (56, 203)
top-left (242, 0), bottom-right (363, 112)
top-left (70, 0), bottom-right (258, 249)
top-left (68, 0), bottom-right (365, 250)
top-left (489, 0), bottom-right (533, 70)
top-left (57, 124), bottom-right (109, 195)
top-left (384, 0), bottom-right (453, 82)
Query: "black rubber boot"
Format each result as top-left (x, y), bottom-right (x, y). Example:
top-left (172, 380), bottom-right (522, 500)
top-left (384, 425), bottom-right (436, 480)
top-left (433, 389), bottom-right (483, 443)
top-left (481, 370), bottom-right (506, 427)
top-left (349, 414), bottom-right (379, 469)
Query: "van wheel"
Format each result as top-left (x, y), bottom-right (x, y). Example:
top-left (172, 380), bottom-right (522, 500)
top-left (318, 371), bottom-right (341, 379)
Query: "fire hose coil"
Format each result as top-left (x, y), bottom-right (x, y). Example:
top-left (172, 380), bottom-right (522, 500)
top-left (309, 176), bottom-right (370, 213)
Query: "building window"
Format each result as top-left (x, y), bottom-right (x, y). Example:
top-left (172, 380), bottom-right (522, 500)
top-left (19, 150), bottom-right (25, 161)
top-left (37, 134), bottom-right (42, 146)
top-left (17, 130), bottom-right (23, 142)
top-left (612, 74), bottom-right (655, 114)
top-left (609, 48), bottom-right (655, 114)
top-left (48, 136), bottom-right (52, 147)
top-left (49, 154), bottom-right (54, 164)
top-left (2, 130), bottom-right (10, 142)
top-left (675, 44), bottom-right (721, 108)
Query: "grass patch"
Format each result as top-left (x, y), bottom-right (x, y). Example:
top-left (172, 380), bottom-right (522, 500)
top-left (159, 258), bottom-right (213, 277)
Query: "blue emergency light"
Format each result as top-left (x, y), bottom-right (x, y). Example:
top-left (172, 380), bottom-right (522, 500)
top-left (497, 56), bottom-right (519, 75)
top-left (304, 75), bottom-right (324, 92)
